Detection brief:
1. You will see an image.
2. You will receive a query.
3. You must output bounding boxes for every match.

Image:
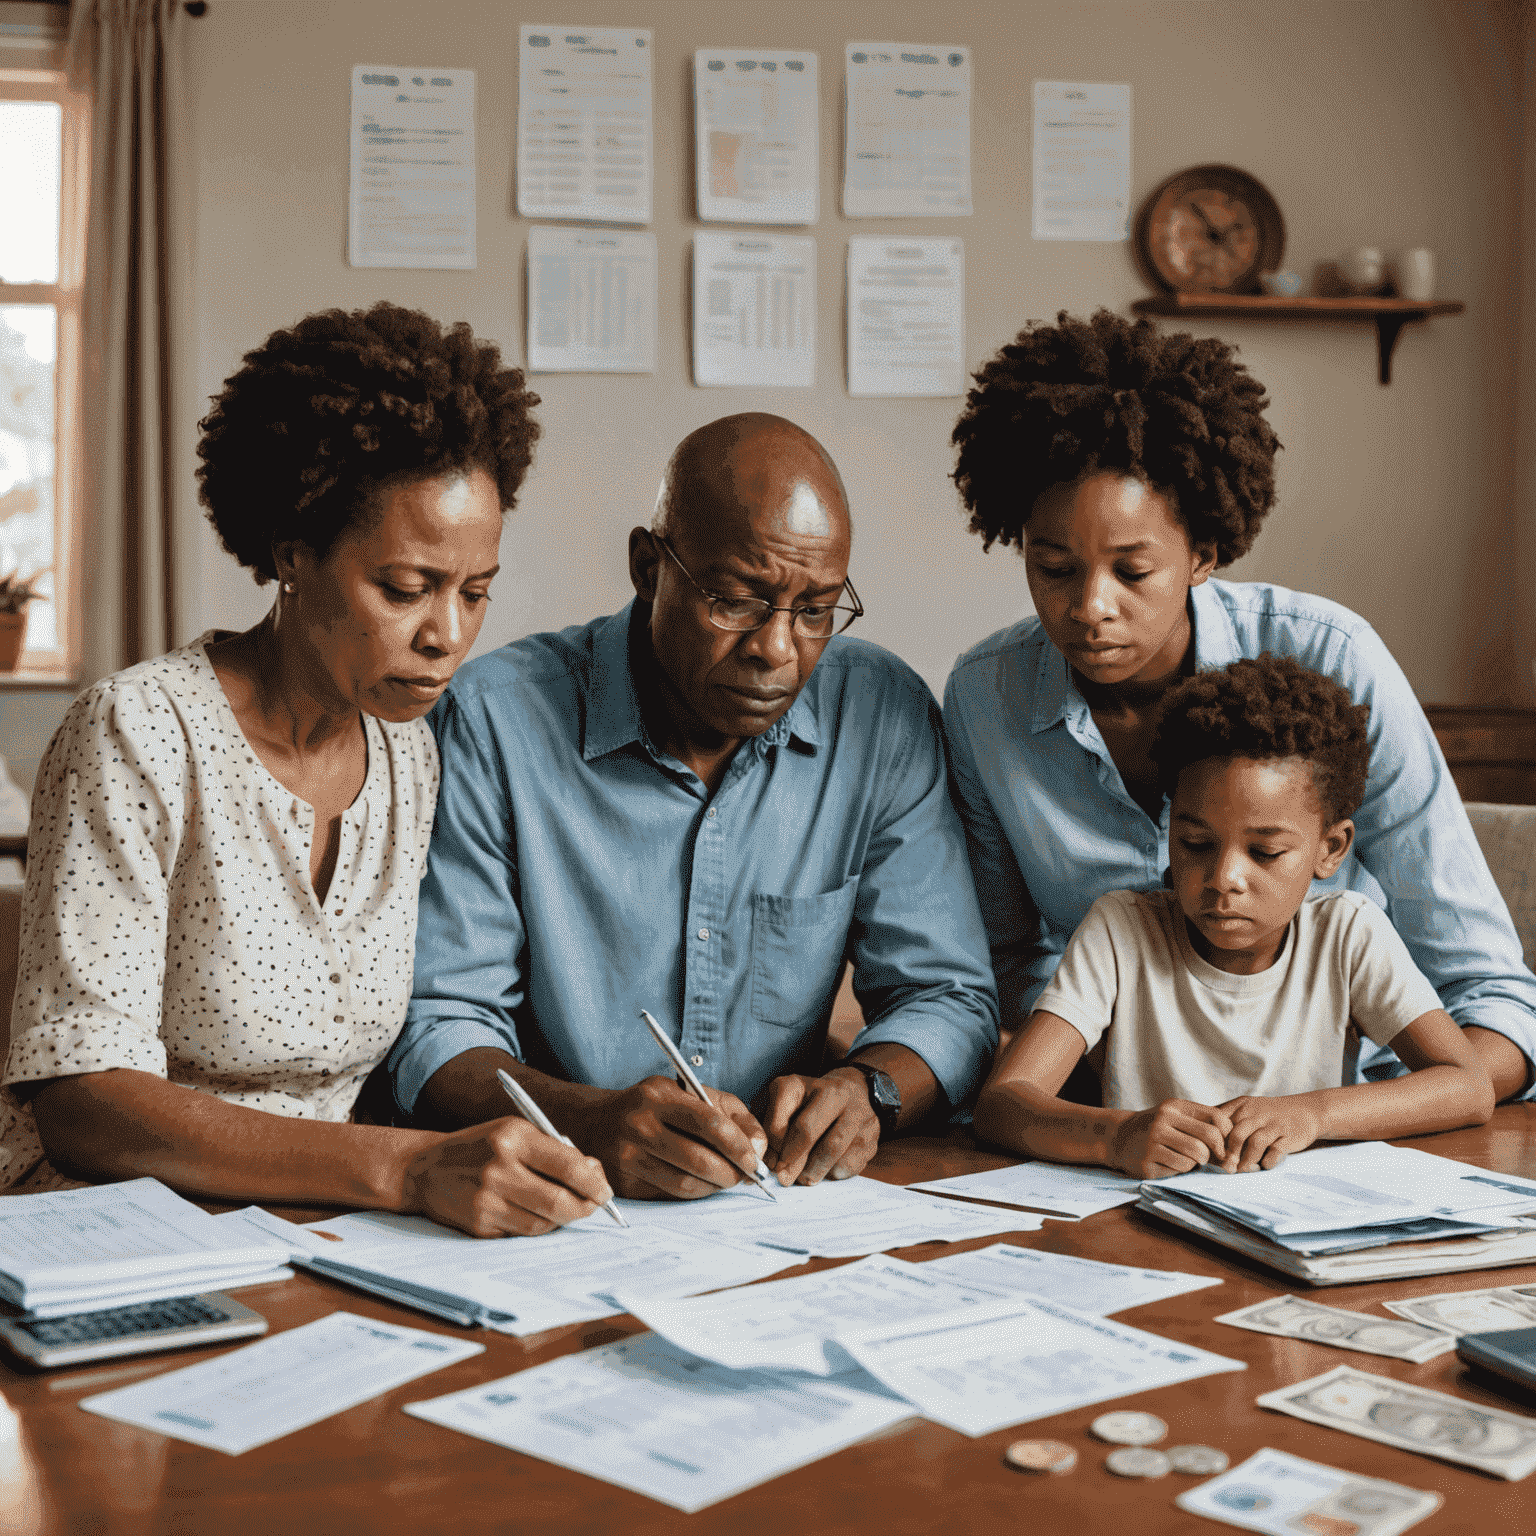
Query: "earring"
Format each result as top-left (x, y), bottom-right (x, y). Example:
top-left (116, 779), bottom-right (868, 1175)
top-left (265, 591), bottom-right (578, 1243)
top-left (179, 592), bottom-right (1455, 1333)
top-left (282, 582), bottom-right (294, 594)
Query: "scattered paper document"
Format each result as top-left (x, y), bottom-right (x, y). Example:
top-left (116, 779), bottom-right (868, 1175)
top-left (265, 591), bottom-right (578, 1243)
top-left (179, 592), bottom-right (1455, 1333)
top-left (1216, 1294), bottom-right (1456, 1364)
top-left (301, 1208), bottom-right (798, 1335)
top-left (843, 43), bottom-right (971, 216)
top-left (909, 1159), bottom-right (1142, 1219)
top-left (620, 1254), bottom-right (1022, 1376)
top-left (349, 65), bottom-right (475, 269)
top-left (611, 1174), bottom-right (1036, 1258)
top-left (1176, 1448), bottom-right (1442, 1536)
top-left (1385, 1282), bottom-right (1536, 1337)
top-left (695, 50), bottom-right (818, 225)
top-left (838, 1294), bottom-right (1245, 1438)
top-left (846, 238), bottom-right (964, 398)
top-left (527, 226), bottom-right (657, 373)
top-left (1031, 81), bottom-right (1131, 241)
top-left (406, 1331), bottom-right (913, 1513)
top-left (81, 1311), bottom-right (482, 1456)
top-left (922, 1243), bottom-right (1220, 1315)
top-left (692, 232), bottom-right (815, 387)
top-left (0, 1178), bottom-right (303, 1317)
top-left (1257, 1365), bottom-right (1536, 1480)
top-left (517, 25), bottom-right (652, 224)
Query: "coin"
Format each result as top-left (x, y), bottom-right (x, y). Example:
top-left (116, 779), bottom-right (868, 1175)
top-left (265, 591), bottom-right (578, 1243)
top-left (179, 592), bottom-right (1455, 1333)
top-left (1004, 1439), bottom-right (1078, 1474)
top-left (1105, 1447), bottom-right (1171, 1479)
top-left (1090, 1410), bottom-right (1168, 1445)
top-left (1167, 1445), bottom-right (1229, 1475)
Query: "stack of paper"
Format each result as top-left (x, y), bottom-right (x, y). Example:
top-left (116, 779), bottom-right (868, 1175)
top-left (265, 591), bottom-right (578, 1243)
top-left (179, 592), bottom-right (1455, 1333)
top-left (0, 1179), bottom-right (297, 1317)
top-left (1139, 1142), bottom-right (1536, 1285)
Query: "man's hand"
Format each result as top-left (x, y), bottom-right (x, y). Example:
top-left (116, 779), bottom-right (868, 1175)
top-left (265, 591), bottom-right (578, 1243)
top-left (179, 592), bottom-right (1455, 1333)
top-left (761, 1067), bottom-right (881, 1187)
top-left (400, 1117), bottom-right (614, 1237)
top-left (1217, 1096), bottom-right (1323, 1173)
top-left (564, 1076), bottom-right (769, 1200)
top-left (1109, 1099), bottom-right (1231, 1180)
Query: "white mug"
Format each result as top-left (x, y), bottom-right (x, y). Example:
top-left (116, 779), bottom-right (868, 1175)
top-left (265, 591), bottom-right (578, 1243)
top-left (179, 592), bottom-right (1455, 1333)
top-left (1396, 248), bottom-right (1436, 302)
top-left (1340, 247), bottom-right (1385, 293)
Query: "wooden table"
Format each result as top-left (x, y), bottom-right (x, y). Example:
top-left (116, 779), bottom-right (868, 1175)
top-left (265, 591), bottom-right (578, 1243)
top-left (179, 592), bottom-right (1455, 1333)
top-left (5, 1110), bottom-right (1536, 1535)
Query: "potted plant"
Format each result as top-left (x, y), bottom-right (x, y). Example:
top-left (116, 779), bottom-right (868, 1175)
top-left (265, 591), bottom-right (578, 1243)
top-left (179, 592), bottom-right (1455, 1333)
top-left (0, 571), bottom-right (47, 671)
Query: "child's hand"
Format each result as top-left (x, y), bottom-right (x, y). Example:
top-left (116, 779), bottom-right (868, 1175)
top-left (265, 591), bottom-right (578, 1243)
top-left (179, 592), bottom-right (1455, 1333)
top-left (1110, 1099), bottom-right (1231, 1180)
top-left (1216, 1096), bottom-right (1323, 1172)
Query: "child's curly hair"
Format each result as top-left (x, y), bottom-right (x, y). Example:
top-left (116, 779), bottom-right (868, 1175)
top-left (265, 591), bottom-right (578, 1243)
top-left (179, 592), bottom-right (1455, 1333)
top-left (951, 308), bottom-right (1280, 566)
top-left (197, 302), bottom-right (540, 583)
top-left (1151, 654), bottom-right (1371, 824)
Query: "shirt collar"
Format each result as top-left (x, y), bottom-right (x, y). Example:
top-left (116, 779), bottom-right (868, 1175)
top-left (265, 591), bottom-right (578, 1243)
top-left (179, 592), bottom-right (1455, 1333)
top-left (582, 600), bottom-right (821, 761)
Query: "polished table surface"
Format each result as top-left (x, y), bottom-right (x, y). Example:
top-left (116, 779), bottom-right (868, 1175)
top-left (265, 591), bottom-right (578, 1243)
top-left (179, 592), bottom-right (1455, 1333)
top-left (5, 1109), bottom-right (1536, 1536)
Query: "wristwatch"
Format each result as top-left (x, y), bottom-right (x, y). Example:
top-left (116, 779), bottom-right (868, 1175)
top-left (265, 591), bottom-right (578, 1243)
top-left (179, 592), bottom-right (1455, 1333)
top-left (842, 1060), bottom-right (901, 1136)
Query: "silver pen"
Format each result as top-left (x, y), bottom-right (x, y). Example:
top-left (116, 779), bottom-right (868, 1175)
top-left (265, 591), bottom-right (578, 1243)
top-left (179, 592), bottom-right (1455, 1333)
top-left (637, 1008), bottom-right (780, 1202)
top-left (495, 1068), bottom-right (629, 1229)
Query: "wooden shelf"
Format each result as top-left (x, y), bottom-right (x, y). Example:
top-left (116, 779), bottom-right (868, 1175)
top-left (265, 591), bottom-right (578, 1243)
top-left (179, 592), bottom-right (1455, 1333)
top-left (1130, 293), bottom-right (1466, 384)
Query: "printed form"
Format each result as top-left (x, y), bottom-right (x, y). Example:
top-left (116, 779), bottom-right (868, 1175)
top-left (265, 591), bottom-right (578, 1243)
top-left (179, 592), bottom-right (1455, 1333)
top-left (407, 1332), bottom-right (914, 1513)
top-left (695, 50), bottom-right (818, 225)
top-left (81, 1312), bottom-right (483, 1455)
top-left (527, 227), bottom-right (656, 373)
top-left (692, 232), bottom-right (815, 387)
top-left (1032, 81), bottom-right (1132, 241)
top-left (348, 65), bottom-right (475, 269)
top-left (923, 1243), bottom-right (1221, 1315)
top-left (843, 43), bottom-right (971, 217)
top-left (909, 1159), bottom-right (1143, 1219)
top-left (847, 238), bottom-right (964, 398)
top-left (517, 25), bottom-right (652, 224)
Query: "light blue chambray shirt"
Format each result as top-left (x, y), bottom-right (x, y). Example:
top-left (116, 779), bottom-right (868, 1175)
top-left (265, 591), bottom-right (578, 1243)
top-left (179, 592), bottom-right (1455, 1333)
top-left (390, 602), bottom-right (998, 1115)
top-left (942, 578), bottom-right (1536, 1095)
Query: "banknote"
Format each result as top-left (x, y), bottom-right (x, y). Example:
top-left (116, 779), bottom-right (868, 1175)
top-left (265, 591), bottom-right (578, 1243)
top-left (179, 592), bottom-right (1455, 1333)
top-left (1217, 1294), bottom-right (1457, 1364)
top-left (1384, 1284), bottom-right (1536, 1338)
top-left (1175, 1447), bottom-right (1441, 1536)
top-left (1256, 1364), bottom-right (1536, 1480)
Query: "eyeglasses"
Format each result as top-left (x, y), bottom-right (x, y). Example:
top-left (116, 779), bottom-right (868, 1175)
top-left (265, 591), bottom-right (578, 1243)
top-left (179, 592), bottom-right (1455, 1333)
top-left (655, 534), bottom-right (864, 638)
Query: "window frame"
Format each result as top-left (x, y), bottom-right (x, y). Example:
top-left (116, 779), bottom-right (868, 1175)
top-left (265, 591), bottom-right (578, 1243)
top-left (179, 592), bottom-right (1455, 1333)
top-left (0, 62), bottom-right (87, 681)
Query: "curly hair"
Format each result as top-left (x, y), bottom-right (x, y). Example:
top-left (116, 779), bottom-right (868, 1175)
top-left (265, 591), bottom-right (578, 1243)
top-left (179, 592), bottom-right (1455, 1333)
top-left (197, 302), bottom-right (540, 583)
top-left (951, 309), bottom-right (1280, 566)
top-left (1151, 655), bottom-right (1371, 825)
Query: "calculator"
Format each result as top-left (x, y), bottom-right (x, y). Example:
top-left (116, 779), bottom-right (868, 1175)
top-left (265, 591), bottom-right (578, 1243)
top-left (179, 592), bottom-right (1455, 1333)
top-left (0, 1293), bottom-right (268, 1369)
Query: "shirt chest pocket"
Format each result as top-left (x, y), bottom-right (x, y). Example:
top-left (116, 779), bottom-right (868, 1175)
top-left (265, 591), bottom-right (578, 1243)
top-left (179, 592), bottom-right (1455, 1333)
top-left (749, 877), bottom-right (859, 1029)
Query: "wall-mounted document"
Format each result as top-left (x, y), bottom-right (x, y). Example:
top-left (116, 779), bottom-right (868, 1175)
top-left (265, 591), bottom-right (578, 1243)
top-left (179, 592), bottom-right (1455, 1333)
top-left (847, 238), bottom-right (964, 398)
top-left (348, 65), bottom-right (475, 269)
top-left (528, 227), bottom-right (657, 373)
top-left (695, 50), bottom-right (818, 225)
top-left (843, 43), bottom-right (971, 217)
top-left (1032, 80), bottom-right (1132, 241)
top-left (517, 25), bottom-right (652, 225)
top-left (693, 232), bottom-right (816, 387)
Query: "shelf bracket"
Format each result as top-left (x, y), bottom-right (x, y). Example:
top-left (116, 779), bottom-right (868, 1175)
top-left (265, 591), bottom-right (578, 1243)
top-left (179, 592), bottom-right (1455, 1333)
top-left (1374, 314), bottom-right (1413, 386)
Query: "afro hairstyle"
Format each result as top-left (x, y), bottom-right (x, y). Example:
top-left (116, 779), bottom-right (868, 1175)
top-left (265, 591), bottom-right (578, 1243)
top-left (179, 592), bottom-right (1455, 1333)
top-left (1150, 654), bottom-right (1371, 825)
top-left (951, 308), bottom-right (1280, 567)
top-left (197, 301), bottom-right (540, 583)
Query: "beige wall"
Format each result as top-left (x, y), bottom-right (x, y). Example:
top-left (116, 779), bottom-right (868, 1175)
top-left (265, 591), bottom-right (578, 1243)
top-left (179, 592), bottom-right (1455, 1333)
top-left (168, 0), bottom-right (1527, 703)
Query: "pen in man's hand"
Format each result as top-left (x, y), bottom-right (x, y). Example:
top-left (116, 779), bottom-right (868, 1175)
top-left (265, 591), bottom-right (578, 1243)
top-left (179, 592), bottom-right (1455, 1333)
top-left (636, 1009), bottom-right (779, 1201)
top-left (494, 1068), bottom-right (629, 1229)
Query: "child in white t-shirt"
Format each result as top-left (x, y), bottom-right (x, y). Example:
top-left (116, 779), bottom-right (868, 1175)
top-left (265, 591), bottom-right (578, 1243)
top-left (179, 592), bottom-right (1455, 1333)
top-left (974, 655), bottom-right (1494, 1178)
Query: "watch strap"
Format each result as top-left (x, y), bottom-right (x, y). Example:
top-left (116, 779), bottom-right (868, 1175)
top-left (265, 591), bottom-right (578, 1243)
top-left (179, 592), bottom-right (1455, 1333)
top-left (842, 1059), bottom-right (901, 1136)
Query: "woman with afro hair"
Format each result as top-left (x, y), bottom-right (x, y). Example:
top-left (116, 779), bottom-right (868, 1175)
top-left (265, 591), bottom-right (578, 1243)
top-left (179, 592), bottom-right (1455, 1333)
top-left (0, 302), bottom-right (614, 1234)
top-left (944, 308), bottom-right (1536, 1114)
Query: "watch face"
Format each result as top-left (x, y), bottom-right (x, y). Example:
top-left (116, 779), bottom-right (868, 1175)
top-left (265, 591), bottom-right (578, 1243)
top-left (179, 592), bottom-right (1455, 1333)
top-left (1134, 165), bottom-right (1285, 295)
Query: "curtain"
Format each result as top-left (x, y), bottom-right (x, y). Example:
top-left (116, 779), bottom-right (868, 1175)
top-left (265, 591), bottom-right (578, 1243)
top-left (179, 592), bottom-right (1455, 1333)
top-left (65, 0), bottom-right (185, 681)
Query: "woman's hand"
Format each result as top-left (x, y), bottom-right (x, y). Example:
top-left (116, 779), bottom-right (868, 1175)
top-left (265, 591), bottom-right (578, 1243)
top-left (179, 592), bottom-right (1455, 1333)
top-left (1216, 1095), bottom-right (1323, 1173)
top-left (1110, 1098), bottom-right (1231, 1180)
top-left (399, 1117), bottom-right (615, 1237)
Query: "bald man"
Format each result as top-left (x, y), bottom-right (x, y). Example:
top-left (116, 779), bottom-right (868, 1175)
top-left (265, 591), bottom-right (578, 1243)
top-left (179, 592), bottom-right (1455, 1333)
top-left (390, 414), bottom-right (997, 1207)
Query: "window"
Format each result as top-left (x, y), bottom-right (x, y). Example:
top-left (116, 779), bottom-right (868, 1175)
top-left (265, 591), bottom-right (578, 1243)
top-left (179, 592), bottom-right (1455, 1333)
top-left (0, 57), bottom-right (85, 677)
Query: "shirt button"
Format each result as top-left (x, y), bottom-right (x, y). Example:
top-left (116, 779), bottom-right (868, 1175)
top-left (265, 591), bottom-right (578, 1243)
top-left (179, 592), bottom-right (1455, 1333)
top-left (691, 1054), bottom-right (703, 1067)
top-left (706, 807), bottom-right (717, 819)
top-left (329, 974), bottom-right (341, 984)
top-left (333, 1014), bottom-right (345, 1024)
top-left (697, 928), bottom-right (710, 941)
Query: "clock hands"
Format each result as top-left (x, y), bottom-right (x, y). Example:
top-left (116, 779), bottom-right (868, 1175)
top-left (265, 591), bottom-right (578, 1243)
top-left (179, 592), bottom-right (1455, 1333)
top-left (1186, 200), bottom-right (1248, 252)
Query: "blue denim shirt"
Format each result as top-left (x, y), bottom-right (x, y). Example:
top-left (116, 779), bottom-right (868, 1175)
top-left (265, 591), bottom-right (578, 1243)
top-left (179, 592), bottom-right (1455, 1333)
top-left (390, 602), bottom-right (998, 1114)
top-left (942, 578), bottom-right (1536, 1094)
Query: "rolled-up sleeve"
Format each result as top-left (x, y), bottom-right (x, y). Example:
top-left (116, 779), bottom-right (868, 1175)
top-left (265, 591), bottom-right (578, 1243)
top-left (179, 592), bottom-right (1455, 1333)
top-left (845, 688), bottom-right (999, 1108)
top-left (388, 691), bottom-right (529, 1113)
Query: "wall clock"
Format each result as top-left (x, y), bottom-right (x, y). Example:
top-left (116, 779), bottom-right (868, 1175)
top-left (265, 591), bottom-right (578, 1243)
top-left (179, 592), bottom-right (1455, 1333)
top-left (1133, 165), bottom-right (1286, 294)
